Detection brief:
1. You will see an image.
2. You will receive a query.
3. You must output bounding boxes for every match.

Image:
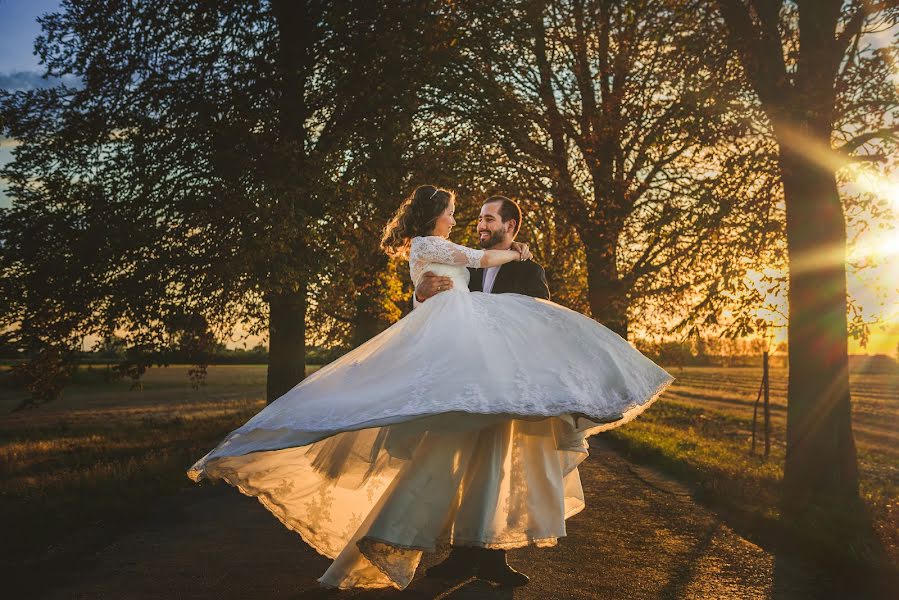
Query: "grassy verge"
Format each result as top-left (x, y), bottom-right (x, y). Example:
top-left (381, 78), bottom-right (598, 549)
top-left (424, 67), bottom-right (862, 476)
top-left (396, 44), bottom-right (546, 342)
top-left (605, 399), bottom-right (898, 574)
top-left (0, 405), bottom-right (262, 573)
top-left (0, 364), bottom-right (331, 577)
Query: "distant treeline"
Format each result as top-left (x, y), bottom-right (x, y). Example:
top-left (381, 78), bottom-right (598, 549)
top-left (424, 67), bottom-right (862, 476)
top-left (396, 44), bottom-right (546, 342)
top-left (0, 343), bottom-right (347, 367)
top-left (2, 338), bottom-right (894, 374)
top-left (635, 339), bottom-right (897, 373)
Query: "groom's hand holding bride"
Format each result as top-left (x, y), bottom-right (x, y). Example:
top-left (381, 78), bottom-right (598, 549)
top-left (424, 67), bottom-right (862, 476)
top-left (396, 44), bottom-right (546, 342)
top-left (415, 271), bottom-right (454, 303)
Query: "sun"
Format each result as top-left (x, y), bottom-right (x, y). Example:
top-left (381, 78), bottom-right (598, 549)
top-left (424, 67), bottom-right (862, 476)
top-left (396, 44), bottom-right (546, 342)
top-left (852, 172), bottom-right (899, 259)
top-left (879, 236), bottom-right (899, 259)
top-left (880, 183), bottom-right (899, 259)
top-left (886, 181), bottom-right (899, 212)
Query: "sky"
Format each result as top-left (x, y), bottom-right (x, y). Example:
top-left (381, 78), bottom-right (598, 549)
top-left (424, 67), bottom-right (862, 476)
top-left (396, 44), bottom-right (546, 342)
top-left (0, 0), bottom-right (896, 356)
top-left (0, 0), bottom-right (60, 73)
top-left (0, 0), bottom-right (64, 208)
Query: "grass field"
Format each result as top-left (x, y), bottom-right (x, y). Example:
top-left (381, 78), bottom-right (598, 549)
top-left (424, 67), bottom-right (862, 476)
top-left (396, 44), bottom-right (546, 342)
top-left (1, 363), bottom-right (896, 576)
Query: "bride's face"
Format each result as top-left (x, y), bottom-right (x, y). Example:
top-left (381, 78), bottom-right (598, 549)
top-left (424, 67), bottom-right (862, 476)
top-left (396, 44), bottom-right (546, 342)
top-left (431, 198), bottom-right (456, 238)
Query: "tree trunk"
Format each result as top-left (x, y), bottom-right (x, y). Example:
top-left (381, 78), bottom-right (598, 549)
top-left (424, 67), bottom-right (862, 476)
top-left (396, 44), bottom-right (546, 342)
top-left (584, 242), bottom-right (629, 339)
top-left (265, 0), bottom-right (312, 403)
top-left (266, 287), bottom-right (306, 402)
top-left (352, 253), bottom-right (392, 347)
top-left (778, 143), bottom-right (859, 505)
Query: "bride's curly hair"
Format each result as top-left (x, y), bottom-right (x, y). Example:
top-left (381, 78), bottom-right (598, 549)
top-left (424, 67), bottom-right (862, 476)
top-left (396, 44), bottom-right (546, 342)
top-left (380, 185), bottom-right (455, 257)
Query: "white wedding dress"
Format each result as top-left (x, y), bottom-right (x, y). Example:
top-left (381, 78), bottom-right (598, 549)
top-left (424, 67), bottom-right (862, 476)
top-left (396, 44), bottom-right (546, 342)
top-left (187, 235), bottom-right (673, 589)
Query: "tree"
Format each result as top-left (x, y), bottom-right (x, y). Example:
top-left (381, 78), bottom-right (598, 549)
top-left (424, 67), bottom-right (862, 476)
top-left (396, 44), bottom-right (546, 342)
top-left (0, 0), bottom-right (417, 404)
top-left (442, 0), bottom-right (776, 339)
top-left (715, 0), bottom-right (899, 505)
top-left (289, 2), bottom-right (488, 348)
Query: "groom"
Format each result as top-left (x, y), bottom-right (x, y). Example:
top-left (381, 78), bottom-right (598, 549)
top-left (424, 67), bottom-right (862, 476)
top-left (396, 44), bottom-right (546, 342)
top-left (414, 195), bottom-right (549, 586)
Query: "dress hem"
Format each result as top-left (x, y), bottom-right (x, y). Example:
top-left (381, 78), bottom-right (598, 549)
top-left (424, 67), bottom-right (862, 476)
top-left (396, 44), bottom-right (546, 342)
top-left (188, 450), bottom-right (591, 591)
top-left (192, 466), bottom-right (342, 562)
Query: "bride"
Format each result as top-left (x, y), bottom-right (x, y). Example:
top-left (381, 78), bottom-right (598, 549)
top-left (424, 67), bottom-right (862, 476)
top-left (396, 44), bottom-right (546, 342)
top-left (187, 185), bottom-right (673, 590)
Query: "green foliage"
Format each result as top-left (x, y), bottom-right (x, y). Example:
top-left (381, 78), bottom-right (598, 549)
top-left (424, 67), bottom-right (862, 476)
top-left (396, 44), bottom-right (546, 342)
top-left (8, 345), bottom-right (79, 407)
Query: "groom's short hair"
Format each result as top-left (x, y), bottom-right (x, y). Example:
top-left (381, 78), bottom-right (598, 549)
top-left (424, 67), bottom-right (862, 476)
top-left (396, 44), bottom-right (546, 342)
top-left (484, 195), bottom-right (522, 236)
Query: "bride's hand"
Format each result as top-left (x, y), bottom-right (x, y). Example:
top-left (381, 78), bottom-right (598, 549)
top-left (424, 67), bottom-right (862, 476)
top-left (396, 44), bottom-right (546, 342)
top-left (511, 242), bottom-right (532, 261)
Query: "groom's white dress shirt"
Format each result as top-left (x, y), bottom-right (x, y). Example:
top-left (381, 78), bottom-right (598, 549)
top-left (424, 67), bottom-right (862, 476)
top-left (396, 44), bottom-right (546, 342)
top-left (482, 266), bottom-right (500, 294)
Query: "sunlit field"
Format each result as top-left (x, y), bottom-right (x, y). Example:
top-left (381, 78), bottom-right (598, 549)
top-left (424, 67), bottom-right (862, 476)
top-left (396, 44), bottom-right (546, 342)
top-left (607, 364), bottom-right (899, 567)
top-left (1, 363), bottom-right (896, 576)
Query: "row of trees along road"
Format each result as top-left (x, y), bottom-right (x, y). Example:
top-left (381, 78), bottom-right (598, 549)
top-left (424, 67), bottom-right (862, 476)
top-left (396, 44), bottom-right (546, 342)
top-left (1, 0), bottom-right (897, 515)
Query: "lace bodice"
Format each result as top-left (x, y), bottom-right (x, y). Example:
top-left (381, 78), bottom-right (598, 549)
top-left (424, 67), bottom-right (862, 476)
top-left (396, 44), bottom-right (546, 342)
top-left (409, 236), bottom-right (485, 289)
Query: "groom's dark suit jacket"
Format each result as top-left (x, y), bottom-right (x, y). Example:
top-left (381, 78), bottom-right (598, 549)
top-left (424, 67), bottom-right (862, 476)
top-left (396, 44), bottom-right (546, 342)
top-left (468, 260), bottom-right (551, 300)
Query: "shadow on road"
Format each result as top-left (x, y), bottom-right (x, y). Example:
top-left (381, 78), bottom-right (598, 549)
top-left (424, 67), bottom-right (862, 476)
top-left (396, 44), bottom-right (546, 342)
top-left (655, 523), bottom-right (721, 599)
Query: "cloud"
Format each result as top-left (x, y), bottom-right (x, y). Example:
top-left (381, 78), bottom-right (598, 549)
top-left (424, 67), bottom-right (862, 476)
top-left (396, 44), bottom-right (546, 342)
top-left (0, 70), bottom-right (79, 92)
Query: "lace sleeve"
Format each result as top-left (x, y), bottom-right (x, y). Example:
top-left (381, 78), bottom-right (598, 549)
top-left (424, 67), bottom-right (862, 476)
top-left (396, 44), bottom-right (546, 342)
top-left (410, 236), bottom-right (485, 268)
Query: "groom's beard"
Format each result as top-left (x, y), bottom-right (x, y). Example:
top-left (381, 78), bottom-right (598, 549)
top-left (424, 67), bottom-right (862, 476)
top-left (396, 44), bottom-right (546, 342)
top-left (478, 230), bottom-right (506, 249)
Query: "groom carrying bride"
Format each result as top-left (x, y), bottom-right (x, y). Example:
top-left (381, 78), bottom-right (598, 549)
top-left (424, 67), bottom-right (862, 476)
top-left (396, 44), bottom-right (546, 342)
top-left (189, 184), bottom-right (670, 591)
top-left (413, 195), bottom-right (550, 586)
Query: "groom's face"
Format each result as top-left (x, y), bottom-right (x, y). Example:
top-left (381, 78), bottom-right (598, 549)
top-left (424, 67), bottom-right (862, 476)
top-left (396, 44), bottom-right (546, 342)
top-left (477, 201), bottom-right (514, 249)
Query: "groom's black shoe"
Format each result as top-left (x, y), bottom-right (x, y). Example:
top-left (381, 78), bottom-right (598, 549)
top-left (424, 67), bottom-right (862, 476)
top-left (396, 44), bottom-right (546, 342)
top-left (425, 547), bottom-right (477, 581)
top-left (476, 549), bottom-right (529, 587)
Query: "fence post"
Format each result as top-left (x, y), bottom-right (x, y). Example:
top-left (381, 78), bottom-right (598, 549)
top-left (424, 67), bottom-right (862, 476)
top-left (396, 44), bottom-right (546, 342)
top-left (763, 349), bottom-right (771, 459)
top-left (750, 365), bottom-right (764, 455)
